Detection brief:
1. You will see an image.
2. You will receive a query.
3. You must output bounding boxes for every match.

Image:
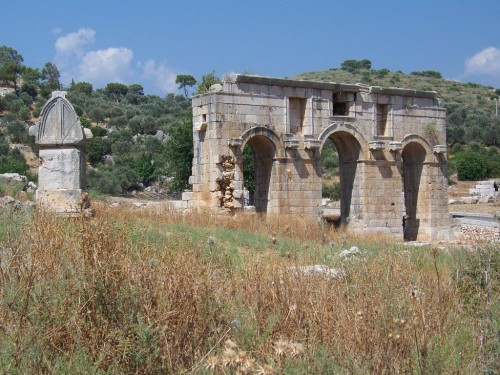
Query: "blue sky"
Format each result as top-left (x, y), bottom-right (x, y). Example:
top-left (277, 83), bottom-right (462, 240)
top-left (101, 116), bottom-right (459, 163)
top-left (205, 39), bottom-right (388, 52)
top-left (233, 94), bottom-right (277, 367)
top-left (3, 0), bottom-right (500, 95)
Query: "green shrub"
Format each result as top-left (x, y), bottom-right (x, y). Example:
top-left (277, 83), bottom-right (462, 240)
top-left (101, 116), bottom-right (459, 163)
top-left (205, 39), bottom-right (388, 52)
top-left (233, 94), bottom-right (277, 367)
top-left (0, 178), bottom-right (25, 197)
top-left (89, 125), bottom-right (107, 137)
top-left (87, 168), bottom-right (123, 195)
top-left (322, 182), bottom-right (340, 200)
top-left (6, 119), bottom-right (28, 143)
top-left (80, 117), bottom-right (91, 128)
top-left (135, 153), bottom-right (156, 184)
top-left (410, 70), bottom-right (442, 79)
top-left (86, 137), bottom-right (111, 165)
top-left (0, 132), bottom-right (10, 156)
top-left (451, 143), bottom-right (463, 153)
top-left (455, 152), bottom-right (489, 180)
top-left (0, 149), bottom-right (29, 175)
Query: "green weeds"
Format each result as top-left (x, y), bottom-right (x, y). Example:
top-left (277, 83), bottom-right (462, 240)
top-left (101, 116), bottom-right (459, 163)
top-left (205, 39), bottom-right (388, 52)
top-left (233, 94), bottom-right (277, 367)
top-left (0, 205), bottom-right (496, 373)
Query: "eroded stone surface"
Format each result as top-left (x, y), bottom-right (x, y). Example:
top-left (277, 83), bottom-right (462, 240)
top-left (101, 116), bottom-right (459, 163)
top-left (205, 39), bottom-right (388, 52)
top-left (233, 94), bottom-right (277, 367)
top-left (185, 75), bottom-right (450, 241)
top-left (38, 148), bottom-right (83, 190)
top-left (36, 91), bottom-right (91, 214)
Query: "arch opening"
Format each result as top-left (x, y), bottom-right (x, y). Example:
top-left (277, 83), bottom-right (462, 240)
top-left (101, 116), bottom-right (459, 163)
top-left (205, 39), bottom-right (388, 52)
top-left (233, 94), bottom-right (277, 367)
top-left (402, 142), bottom-right (427, 241)
top-left (242, 135), bottom-right (276, 213)
top-left (321, 131), bottom-right (362, 225)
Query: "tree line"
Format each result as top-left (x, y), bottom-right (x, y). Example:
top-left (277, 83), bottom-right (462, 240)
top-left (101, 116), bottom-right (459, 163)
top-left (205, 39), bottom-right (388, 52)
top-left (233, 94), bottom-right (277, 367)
top-left (1, 48), bottom-right (499, 193)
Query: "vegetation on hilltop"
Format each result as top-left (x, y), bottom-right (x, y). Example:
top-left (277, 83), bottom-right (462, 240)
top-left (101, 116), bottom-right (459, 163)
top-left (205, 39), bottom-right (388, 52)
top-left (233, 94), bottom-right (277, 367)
top-left (294, 59), bottom-right (500, 180)
top-left (2, 46), bottom-right (500, 202)
top-left (0, 45), bottom-right (200, 196)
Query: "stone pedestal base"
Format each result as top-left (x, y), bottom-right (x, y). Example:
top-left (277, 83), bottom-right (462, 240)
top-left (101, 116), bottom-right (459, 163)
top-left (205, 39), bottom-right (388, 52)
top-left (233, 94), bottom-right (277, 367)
top-left (36, 189), bottom-right (83, 215)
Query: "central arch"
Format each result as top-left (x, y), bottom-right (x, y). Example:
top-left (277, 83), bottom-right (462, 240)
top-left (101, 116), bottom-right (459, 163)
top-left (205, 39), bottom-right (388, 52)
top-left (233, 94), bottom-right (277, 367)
top-left (320, 130), bottom-right (363, 224)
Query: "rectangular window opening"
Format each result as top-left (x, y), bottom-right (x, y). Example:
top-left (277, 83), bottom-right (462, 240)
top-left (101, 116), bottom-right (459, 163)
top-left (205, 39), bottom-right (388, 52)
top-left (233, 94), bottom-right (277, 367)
top-left (376, 104), bottom-right (388, 136)
top-left (289, 97), bottom-right (306, 134)
top-left (332, 92), bottom-right (349, 116)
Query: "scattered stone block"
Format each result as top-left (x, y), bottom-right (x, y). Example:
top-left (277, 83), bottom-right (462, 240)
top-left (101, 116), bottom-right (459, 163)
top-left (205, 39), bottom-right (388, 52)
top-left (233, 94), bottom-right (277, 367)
top-left (339, 246), bottom-right (360, 258)
top-left (461, 196), bottom-right (478, 204)
top-left (290, 265), bottom-right (344, 279)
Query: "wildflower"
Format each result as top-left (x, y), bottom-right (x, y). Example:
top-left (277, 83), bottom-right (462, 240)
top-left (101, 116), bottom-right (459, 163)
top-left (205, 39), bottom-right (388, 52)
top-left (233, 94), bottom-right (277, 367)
top-left (148, 258), bottom-right (158, 267)
top-left (235, 349), bottom-right (247, 364)
top-left (289, 342), bottom-right (305, 357)
top-left (230, 319), bottom-right (240, 330)
top-left (273, 339), bottom-right (288, 356)
top-left (222, 348), bottom-right (238, 367)
top-left (205, 355), bottom-right (219, 371)
top-left (224, 339), bottom-right (238, 350)
top-left (242, 357), bottom-right (256, 371)
top-left (207, 236), bottom-right (216, 246)
top-left (256, 364), bottom-right (275, 375)
top-left (411, 285), bottom-right (419, 299)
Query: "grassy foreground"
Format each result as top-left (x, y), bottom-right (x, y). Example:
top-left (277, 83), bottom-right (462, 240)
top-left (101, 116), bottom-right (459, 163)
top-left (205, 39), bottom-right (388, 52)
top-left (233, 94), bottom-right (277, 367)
top-left (0, 204), bottom-right (498, 374)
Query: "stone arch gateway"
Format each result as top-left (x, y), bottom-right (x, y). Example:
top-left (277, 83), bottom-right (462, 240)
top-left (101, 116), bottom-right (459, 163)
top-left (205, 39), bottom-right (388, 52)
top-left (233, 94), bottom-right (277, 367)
top-left (184, 75), bottom-right (450, 241)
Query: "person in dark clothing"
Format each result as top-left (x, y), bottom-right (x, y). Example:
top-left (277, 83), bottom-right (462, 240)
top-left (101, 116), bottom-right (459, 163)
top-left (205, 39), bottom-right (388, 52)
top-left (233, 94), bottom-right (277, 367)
top-left (494, 181), bottom-right (498, 192)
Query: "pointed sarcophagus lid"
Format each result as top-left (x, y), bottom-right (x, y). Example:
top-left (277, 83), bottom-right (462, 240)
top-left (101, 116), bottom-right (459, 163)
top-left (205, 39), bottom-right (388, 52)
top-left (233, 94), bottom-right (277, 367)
top-left (37, 91), bottom-right (84, 146)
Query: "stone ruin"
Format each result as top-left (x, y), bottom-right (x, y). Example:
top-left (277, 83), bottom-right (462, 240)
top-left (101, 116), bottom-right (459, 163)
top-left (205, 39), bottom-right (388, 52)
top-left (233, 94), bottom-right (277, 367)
top-left (34, 91), bottom-right (92, 215)
top-left (184, 75), bottom-right (450, 241)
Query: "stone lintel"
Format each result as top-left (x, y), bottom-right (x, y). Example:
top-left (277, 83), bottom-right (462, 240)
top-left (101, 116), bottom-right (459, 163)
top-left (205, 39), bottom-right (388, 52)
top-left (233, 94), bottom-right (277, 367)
top-left (369, 86), bottom-right (437, 99)
top-left (234, 74), bottom-right (361, 92)
top-left (227, 75), bottom-right (438, 100)
top-left (330, 115), bottom-right (355, 122)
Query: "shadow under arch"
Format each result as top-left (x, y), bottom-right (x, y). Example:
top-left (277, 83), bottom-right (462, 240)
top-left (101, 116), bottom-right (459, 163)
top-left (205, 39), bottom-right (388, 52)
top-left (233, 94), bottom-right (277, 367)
top-left (319, 122), bottom-right (369, 157)
top-left (319, 123), bottom-right (367, 225)
top-left (400, 134), bottom-right (434, 162)
top-left (240, 126), bottom-right (283, 156)
top-left (240, 127), bottom-right (281, 213)
top-left (401, 141), bottom-right (428, 241)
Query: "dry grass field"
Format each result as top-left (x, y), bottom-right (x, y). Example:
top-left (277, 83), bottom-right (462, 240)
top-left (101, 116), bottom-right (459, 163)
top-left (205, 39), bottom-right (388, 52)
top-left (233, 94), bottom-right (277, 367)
top-left (0, 204), bottom-right (498, 374)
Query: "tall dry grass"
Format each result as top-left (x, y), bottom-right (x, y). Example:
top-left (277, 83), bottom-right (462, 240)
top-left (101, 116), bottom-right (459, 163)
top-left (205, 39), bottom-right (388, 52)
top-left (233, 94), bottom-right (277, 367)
top-left (0, 204), bottom-right (497, 374)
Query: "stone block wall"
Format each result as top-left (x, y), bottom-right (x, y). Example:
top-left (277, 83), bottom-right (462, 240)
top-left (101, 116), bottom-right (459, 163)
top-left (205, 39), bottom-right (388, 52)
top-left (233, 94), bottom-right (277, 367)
top-left (186, 75), bottom-right (450, 241)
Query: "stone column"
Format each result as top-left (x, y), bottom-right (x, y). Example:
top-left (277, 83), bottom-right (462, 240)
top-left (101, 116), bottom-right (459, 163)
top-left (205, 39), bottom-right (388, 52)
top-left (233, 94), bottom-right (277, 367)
top-left (35, 91), bottom-right (92, 215)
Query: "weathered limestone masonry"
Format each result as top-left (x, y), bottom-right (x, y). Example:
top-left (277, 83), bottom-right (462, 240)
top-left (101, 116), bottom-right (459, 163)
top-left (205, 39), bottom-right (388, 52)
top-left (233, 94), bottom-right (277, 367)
top-left (185, 75), bottom-right (450, 241)
top-left (35, 91), bottom-right (92, 215)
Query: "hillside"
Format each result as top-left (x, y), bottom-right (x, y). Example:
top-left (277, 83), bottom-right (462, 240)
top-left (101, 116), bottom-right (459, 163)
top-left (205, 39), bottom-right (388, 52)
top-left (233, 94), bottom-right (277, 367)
top-left (293, 63), bottom-right (500, 180)
top-left (1, 53), bottom-right (500, 201)
top-left (294, 68), bottom-right (499, 115)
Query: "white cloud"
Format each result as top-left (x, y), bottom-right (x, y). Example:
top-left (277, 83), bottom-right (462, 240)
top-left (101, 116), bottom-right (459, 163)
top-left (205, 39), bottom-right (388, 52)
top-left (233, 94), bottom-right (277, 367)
top-left (55, 28), bottom-right (95, 66)
top-left (140, 60), bottom-right (177, 94)
top-left (51, 27), bottom-right (63, 35)
top-left (465, 47), bottom-right (500, 76)
top-left (77, 47), bottom-right (134, 85)
top-left (53, 28), bottom-right (179, 94)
